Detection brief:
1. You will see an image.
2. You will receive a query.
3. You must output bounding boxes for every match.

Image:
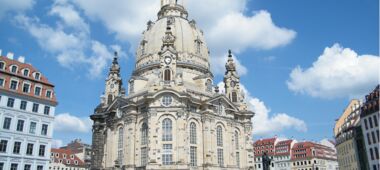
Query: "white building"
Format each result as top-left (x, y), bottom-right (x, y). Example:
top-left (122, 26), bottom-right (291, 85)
top-left (0, 54), bottom-right (57, 170)
top-left (90, 0), bottom-right (255, 170)
top-left (274, 140), bottom-right (296, 170)
top-left (360, 85), bottom-right (379, 170)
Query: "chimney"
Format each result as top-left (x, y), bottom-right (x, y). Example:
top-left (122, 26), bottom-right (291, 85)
top-left (18, 56), bottom-right (25, 63)
top-left (7, 52), bottom-right (14, 59)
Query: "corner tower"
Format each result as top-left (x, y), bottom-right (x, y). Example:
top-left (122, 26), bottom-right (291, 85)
top-left (103, 52), bottom-right (124, 105)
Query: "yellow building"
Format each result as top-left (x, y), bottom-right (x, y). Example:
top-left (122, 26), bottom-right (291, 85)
top-left (334, 100), bottom-right (362, 170)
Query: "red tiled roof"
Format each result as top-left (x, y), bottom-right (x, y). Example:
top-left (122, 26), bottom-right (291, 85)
top-left (0, 56), bottom-right (57, 104)
top-left (50, 148), bottom-right (85, 167)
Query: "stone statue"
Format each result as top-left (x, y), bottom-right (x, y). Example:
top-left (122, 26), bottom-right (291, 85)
top-left (262, 152), bottom-right (272, 170)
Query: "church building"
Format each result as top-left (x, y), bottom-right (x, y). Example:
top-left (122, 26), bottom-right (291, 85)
top-left (90, 0), bottom-right (255, 169)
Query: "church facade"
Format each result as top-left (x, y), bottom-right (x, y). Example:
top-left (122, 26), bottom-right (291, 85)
top-left (90, 1), bottom-right (255, 169)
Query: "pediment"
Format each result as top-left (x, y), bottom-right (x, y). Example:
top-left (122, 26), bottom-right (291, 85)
top-left (205, 94), bottom-right (238, 112)
top-left (106, 97), bottom-right (131, 112)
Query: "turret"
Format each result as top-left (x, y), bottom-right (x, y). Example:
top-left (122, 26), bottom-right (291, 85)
top-left (224, 50), bottom-right (244, 104)
top-left (103, 52), bottom-right (124, 105)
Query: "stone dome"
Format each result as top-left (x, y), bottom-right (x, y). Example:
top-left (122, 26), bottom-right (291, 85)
top-left (134, 3), bottom-right (211, 74)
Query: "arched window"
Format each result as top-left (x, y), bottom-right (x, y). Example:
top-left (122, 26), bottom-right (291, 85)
top-left (232, 92), bottom-right (237, 102)
top-left (190, 122), bottom-right (196, 144)
top-left (162, 118), bottom-right (172, 141)
top-left (164, 69), bottom-right (171, 81)
top-left (141, 123), bottom-right (148, 145)
top-left (189, 122), bottom-right (197, 167)
top-left (117, 127), bottom-right (124, 164)
top-left (217, 126), bottom-right (223, 146)
top-left (205, 79), bottom-right (212, 92)
top-left (10, 65), bottom-right (17, 73)
top-left (216, 125), bottom-right (224, 166)
top-left (23, 69), bottom-right (29, 76)
top-left (107, 95), bottom-right (113, 105)
top-left (235, 131), bottom-right (239, 150)
top-left (141, 123), bottom-right (148, 166)
top-left (235, 131), bottom-right (240, 167)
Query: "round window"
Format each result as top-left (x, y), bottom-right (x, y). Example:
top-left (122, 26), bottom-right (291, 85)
top-left (162, 95), bottom-right (172, 107)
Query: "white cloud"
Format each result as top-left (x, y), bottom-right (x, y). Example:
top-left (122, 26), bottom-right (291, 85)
top-left (14, 1), bottom-right (125, 78)
top-left (51, 139), bottom-right (63, 148)
top-left (0, 0), bottom-right (34, 19)
top-left (54, 113), bottom-right (92, 133)
top-left (287, 43), bottom-right (380, 99)
top-left (68, 0), bottom-right (295, 75)
top-left (218, 82), bottom-right (307, 136)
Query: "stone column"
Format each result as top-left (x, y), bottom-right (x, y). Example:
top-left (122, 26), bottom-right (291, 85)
top-left (124, 114), bottom-right (137, 168)
top-left (91, 118), bottom-right (106, 170)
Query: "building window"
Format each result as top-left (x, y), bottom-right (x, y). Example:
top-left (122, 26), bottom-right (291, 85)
top-left (372, 131), bottom-right (377, 143)
top-left (0, 78), bottom-right (4, 87)
top-left (364, 119), bottom-right (368, 130)
top-left (11, 65), bottom-right (17, 73)
top-left (24, 164), bottom-right (31, 170)
top-left (217, 148), bottom-right (224, 167)
top-left (37, 165), bottom-right (43, 170)
top-left (162, 118), bottom-right (172, 141)
top-left (369, 117), bottom-right (374, 128)
top-left (3, 117), bottom-right (11, 129)
top-left (162, 144), bottom-right (173, 165)
top-left (29, 122), bottom-right (36, 134)
top-left (35, 86), bottom-right (41, 96)
top-left (16, 120), bottom-right (24, 132)
top-left (367, 133), bottom-right (371, 145)
top-left (235, 131), bottom-right (239, 150)
top-left (26, 143), bottom-right (33, 155)
top-left (32, 103), bottom-right (39, 113)
top-left (370, 148), bottom-right (374, 160)
top-left (217, 126), bottom-right (223, 146)
top-left (374, 115), bottom-right (379, 127)
top-left (164, 69), bottom-right (171, 81)
top-left (23, 69), bottom-right (29, 76)
top-left (41, 124), bottom-right (48, 136)
top-left (206, 79), bottom-right (212, 92)
top-left (141, 123), bottom-right (148, 145)
top-left (141, 147), bottom-right (148, 166)
top-left (38, 145), bottom-right (45, 157)
top-left (0, 62), bottom-right (4, 70)
top-left (190, 146), bottom-right (197, 167)
top-left (10, 164), bottom-right (17, 170)
top-left (35, 73), bottom-right (40, 80)
top-left (190, 122), bottom-right (196, 144)
top-left (162, 95), bottom-right (172, 107)
top-left (22, 83), bottom-right (30, 93)
top-left (0, 140), bottom-right (7, 152)
top-left (232, 92), bottom-right (238, 102)
top-left (46, 91), bottom-right (52, 98)
top-left (13, 141), bottom-right (21, 154)
top-left (236, 152), bottom-right (240, 167)
top-left (0, 162), bottom-right (3, 170)
top-left (117, 127), bottom-right (124, 164)
top-left (44, 106), bottom-right (50, 115)
top-left (20, 101), bottom-right (27, 110)
top-left (7, 98), bottom-right (15, 107)
top-left (10, 80), bottom-right (18, 90)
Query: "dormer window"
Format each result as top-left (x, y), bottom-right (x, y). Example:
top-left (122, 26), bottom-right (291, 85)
top-left (23, 69), bottom-right (29, 76)
top-left (70, 155), bottom-right (74, 159)
top-left (46, 90), bottom-right (52, 98)
top-left (66, 160), bottom-right (70, 164)
top-left (34, 72), bottom-right (41, 80)
top-left (11, 65), bottom-right (18, 73)
top-left (74, 160), bottom-right (78, 165)
top-left (0, 62), bottom-right (5, 70)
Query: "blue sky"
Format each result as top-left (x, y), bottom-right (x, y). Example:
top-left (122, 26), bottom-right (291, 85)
top-left (0, 0), bottom-right (378, 147)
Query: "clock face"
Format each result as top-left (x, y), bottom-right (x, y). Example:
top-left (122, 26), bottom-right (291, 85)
top-left (164, 56), bottom-right (172, 65)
